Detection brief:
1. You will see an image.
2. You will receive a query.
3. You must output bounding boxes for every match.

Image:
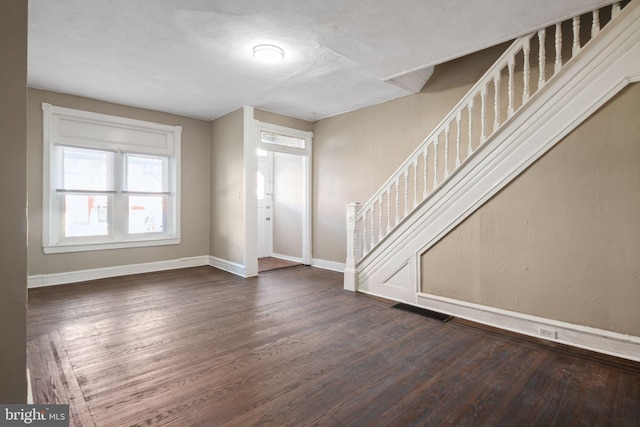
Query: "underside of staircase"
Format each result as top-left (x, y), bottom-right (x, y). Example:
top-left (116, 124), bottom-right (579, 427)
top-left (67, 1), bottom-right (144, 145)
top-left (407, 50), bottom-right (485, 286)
top-left (345, 0), bottom-right (640, 361)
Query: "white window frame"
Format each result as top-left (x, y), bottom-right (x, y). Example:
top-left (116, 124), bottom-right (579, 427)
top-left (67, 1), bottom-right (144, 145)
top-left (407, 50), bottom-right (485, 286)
top-left (42, 103), bottom-right (181, 254)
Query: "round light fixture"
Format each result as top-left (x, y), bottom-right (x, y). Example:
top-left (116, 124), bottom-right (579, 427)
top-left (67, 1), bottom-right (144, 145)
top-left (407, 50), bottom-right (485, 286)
top-left (253, 44), bottom-right (285, 63)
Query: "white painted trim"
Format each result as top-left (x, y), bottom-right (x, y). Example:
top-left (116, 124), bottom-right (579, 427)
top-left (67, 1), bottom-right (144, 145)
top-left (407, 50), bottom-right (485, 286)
top-left (43, 237), bottom-right (181, 254)
top-left (27, 369), bottom-right (33, 404)
top-left (27, 256), bottom-right (210, 288)
top-left (243, 106), bottom-right (259, 278)
top-left (271, 252), bottom-right (304, 264)
top-left (254, 120), bottom-right (313, 149)
top-left (415, 292), bottom-right (640, 362)
top-left (41, 103), bottom-right (182, 252)
top-left (254, 119), bottom-right (314, 266)
top-left (312, 258), bottom-right (345, 273)
top-left (209, 256), bottom-right (248, 278)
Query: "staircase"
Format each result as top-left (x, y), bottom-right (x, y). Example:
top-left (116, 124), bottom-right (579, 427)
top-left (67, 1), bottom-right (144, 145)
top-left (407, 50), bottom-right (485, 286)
top-left (345, 0), bottom-right (640, 305)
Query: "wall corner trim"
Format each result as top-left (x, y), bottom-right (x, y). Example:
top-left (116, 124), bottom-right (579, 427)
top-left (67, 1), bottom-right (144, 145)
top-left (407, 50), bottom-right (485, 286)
top-left (209, 256), bottom-right (248, 278)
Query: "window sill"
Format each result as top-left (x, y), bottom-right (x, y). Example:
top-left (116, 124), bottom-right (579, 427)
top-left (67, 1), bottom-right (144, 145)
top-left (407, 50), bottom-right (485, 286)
top-left (43, 237), bottom-right (181, 254)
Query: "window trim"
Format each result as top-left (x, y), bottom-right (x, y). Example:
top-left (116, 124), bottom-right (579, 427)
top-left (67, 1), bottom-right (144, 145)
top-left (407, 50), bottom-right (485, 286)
top-left (42, 103), bottom-right (181, 254)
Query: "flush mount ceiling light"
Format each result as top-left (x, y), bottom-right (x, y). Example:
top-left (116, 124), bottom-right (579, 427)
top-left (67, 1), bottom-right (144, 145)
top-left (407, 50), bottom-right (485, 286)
top-left (253, 44), bottom-right (285, 63)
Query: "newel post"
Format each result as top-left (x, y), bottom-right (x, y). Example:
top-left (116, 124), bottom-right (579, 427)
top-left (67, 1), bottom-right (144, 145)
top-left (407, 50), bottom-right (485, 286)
top-left (344, 202), bottom-right (360, 291)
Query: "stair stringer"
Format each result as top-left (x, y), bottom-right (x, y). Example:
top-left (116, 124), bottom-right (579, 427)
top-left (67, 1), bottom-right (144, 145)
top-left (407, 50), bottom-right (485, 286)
top-left (357, 1), bottom-right (640, 308)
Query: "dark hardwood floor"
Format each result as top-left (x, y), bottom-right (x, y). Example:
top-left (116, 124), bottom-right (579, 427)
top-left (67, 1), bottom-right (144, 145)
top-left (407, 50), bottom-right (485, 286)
top-left (258, 257), bottom-right (304, 273)
top-left (27, 266), bottom-right (640, 426)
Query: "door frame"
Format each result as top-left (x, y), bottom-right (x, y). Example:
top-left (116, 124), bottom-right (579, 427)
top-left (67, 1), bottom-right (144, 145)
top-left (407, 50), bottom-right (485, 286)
top-left (251, 120), bottom-right (313, 271)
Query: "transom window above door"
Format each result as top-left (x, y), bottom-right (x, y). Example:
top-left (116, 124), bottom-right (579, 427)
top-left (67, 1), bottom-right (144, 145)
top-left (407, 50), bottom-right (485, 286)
top-left (260, 131), bottom-right (305, 150)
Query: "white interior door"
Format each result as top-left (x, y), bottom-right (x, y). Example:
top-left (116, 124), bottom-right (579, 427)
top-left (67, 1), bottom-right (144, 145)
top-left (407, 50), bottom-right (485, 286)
top-left (257, 152), bottom-right (273, 258)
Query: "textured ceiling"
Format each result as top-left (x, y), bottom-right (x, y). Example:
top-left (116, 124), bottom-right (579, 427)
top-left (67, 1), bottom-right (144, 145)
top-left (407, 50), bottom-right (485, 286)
top-left (28, 0), bottom-right (616, 121)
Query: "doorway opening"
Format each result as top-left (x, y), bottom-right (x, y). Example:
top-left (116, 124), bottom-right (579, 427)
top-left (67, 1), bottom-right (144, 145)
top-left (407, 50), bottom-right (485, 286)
top-left (255, 122), bottom-right (312, 273)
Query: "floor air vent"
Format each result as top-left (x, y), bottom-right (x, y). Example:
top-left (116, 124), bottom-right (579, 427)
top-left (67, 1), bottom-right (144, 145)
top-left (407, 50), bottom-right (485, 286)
top-left (392, 303), bottom-right (453, 323)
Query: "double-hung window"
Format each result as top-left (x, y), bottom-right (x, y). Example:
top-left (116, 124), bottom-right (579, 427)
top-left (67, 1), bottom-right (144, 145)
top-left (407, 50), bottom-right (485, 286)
top-left (42, 103), bottom-right (181, 253)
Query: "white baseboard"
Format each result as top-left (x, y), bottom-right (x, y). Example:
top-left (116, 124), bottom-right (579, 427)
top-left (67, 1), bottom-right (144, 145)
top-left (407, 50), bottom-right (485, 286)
top-left (312, 258), bottom-right (345, 273)
top-left (208, 256), bottom-right (247, 277)
top-left (416, 292), bottom-right (640, 363)
top-left (28, 256), bottom-right (210, 288)
top-left (271, 253), bottom-right (304, 264)
top-left (29, 253), bottom-right (343, 286)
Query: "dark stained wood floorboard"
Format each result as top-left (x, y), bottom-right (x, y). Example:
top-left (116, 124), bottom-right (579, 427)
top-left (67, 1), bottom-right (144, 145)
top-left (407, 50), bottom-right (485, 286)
top-left (27, 266), bottom-right (640, 426)
top-left (258, 256), bottom-right (304, 273)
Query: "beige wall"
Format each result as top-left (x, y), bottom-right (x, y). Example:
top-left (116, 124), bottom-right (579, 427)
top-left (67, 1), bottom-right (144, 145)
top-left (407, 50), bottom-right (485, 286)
top-left (27, 89), bottom-right (211, 275)
top-left (210, 108), bottom-right (245, 264)
top-left (421, 83), bottom-right (640, 336)
top-left (312, 44), bottom-right (508, 263)
top-left (0, 0), bottom-right (28, 402)
top-left (254, 109), bottom-right (314, 132)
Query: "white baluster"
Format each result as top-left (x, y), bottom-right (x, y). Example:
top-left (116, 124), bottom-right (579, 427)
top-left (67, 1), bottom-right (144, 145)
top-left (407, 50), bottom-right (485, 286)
top-left (507, 56), bottom-right (515, 117)
top-left (468, 99), bottom-right (474, 155)
top-left (378, 197), bottom-right (383, 242)
top-left (345, 202), bottom-right (360, 291)
top-left (523, 37), bottom-right (531, 103)
top-left (423, 147), bottom-right (429, 199)
top-left (572, 17), bottom-right (581, 57)
top-left (444, 127), bottom-right (450, 177)
top-left (612, 2), bottom-right (621, 18)
top-left (493, 71), bottom-right (501, 132)
top-left (592, 9), bottom-right (600, 38)
top-left (480, 86), bottom-right (487, 143)
top-left (395, 177), bottom-right (400, 227)
top-left (455, 112), bottom-right (462, 167)
top-left (554, 23), bottom-right (562, 74)
top-left (538, 29), bottom-right (546, 87)
top-left (404, 171), bottom-right (409, 217)
top-left (370, 205), bottom-right (375, 246)
top-left (362, 210), bottom-right (367, 254)
top-left (433, 137), bottom-right (439, 187)
top-left (386, 187), bottom-right (391, 234)
top-left (413, 158), bottom-right (418, 208)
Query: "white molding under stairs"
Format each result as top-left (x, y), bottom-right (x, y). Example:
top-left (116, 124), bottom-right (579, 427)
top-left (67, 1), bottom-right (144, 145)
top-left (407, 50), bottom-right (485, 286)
top-left (345, 0), bottom-right (640, 361)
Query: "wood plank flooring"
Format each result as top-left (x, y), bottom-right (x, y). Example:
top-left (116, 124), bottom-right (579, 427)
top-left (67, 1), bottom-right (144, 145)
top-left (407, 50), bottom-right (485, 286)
top-left (27, 266), bottom-right (640, 426)
top-left (258, 257), bottom-right (304, 273)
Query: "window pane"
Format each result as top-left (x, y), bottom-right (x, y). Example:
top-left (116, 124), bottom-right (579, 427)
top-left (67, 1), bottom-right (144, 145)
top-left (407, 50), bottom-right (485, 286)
top-left (128, 196), bottom-right (164, 234)
top-left (260, 131), bottom-right (305, 149)
top-left (62, 147), bottom-right (112, 190)
top-left (126, 155), bottom-right (167, 192)
top-left (64, 195), bottom-right (109, 237)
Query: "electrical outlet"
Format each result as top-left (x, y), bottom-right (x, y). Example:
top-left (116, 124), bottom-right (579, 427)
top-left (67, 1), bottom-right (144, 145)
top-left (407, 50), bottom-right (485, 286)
top-left (538, 327), bottom-right (558, 339)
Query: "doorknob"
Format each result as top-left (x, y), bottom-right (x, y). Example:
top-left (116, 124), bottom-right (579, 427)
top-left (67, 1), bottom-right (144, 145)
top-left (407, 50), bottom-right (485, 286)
top-left (266, 217), bottom-right (271, 221)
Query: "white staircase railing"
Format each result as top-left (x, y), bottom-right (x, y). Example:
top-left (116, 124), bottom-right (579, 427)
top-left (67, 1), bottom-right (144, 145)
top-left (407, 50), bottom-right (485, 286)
top-left (346, 1), bottom-right (630, 285)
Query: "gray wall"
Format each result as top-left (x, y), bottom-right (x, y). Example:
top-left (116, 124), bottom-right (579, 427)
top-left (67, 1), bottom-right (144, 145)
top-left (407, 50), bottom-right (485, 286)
top-left (421, 83), bottom-right (640, 336)
top-left (27, 89), bottom-right (211, 275)
top-left (0, 0), bottom-right (28, 402)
